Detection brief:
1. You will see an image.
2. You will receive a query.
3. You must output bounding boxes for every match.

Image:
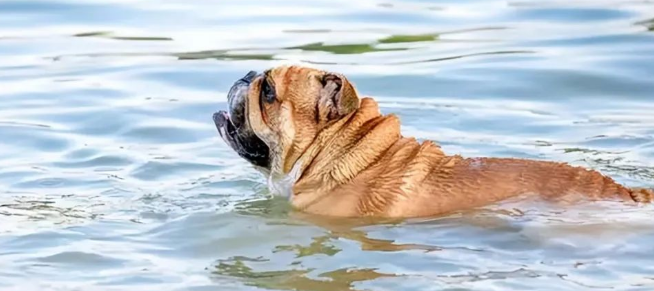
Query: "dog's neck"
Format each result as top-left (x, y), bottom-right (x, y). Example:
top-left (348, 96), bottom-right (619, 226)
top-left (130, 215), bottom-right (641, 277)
top-left (281, 98), bottom-right (402, 207)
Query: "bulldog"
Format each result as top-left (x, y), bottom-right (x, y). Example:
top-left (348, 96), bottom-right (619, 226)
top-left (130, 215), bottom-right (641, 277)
top-left (213, 65), bottom-right (652, 218)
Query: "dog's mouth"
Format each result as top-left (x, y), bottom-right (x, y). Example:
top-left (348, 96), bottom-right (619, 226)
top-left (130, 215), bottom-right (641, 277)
top-left (213, 71), bottom-right (270, 169)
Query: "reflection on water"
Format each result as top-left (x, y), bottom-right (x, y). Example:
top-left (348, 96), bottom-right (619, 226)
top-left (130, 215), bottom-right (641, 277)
top-left (636, 18), bottom-right (654, 30)
top-left (55, 27), bottom-right (517, 63)
top-left (211, 200), bottom-right (654, 291)
top-left (74, 31), bottom-right (173, 42)
top-left (214, 261), bottom-right (393, 291)
top-left (1, 0), bottom-right (654, 290)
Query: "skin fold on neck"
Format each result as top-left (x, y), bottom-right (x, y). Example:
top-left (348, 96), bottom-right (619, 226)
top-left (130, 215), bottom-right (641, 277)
top-left (289, 98), bottom-right (402, 208)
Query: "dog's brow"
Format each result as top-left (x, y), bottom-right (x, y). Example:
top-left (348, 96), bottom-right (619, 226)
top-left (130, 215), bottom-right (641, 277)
top-left (282, 67), bottom-right (295, 85)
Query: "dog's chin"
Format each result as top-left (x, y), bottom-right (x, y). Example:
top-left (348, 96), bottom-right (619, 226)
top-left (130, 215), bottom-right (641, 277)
top-left (213, 110), bottom-right (270, 169)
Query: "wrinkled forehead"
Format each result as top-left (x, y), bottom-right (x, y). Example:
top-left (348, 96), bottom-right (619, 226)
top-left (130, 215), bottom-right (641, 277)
top-left (260, 66), bottom-right (325, 102)
top-left (268, 66), bottom-right (324, 84)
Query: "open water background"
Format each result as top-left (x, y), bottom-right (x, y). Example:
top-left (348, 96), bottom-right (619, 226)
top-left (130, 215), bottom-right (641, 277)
top-left (1, 0), bottom-right (654, 290)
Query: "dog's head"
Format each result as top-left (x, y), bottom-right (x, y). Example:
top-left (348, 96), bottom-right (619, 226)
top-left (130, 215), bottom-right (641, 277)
top-left (213, 65), bottom-right (360, 175)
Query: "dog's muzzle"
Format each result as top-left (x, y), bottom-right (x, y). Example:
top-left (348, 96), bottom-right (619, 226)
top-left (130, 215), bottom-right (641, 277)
top-left (213, 71), bottom-right (270, 168)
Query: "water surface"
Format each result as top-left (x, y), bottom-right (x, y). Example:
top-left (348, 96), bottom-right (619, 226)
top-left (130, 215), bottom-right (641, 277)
top-left (1, 0), bottom-right (654, 290)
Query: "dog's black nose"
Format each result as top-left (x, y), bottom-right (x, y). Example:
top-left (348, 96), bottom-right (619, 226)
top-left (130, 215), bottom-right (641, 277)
top-left (241, 71), bottom-right (258, 83)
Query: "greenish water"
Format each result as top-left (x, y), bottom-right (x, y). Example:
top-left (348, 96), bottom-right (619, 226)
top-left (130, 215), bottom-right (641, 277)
top-left (1, 0), bottom-right (654, 290)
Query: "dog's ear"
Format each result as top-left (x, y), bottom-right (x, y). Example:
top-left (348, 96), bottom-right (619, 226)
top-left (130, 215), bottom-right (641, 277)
top-left (319, 73), bottom-right (360, 121)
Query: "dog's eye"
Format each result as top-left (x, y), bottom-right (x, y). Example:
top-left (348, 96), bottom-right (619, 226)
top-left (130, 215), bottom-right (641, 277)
top-left (261, 78), bottom-right (276, 104)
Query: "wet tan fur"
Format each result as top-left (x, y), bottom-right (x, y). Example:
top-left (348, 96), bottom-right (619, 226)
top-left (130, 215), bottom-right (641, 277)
top-left (243, 65), bottom-right (652, 218)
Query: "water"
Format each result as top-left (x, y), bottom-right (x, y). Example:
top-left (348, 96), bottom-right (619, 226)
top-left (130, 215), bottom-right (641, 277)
top-left (1, 0), bottom-right (654, 290)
